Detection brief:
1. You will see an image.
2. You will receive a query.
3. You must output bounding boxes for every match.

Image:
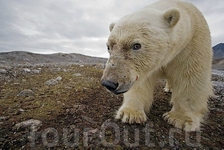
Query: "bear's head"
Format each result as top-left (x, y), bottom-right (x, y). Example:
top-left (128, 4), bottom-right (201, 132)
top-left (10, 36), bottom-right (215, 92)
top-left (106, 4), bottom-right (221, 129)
top-left (101, 8), bottom-right (180, 94)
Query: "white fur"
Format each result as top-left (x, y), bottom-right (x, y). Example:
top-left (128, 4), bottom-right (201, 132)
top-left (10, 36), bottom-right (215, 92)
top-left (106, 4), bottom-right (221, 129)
top-left (103, 0), bottom-right (213, 132)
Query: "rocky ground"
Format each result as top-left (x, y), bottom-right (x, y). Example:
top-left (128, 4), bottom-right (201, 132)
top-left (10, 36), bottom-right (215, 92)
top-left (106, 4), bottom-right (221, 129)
top-left (0, 63), bottom-right (224, 149)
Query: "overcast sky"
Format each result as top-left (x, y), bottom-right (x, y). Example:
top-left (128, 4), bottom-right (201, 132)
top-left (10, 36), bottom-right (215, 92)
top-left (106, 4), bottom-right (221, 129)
top-left (0, 0), bottom-right (223, 58)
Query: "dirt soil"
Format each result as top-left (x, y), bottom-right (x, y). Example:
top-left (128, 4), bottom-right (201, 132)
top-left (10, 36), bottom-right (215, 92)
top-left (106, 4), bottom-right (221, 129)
top-left (0, 64), bottom-right (223, 149)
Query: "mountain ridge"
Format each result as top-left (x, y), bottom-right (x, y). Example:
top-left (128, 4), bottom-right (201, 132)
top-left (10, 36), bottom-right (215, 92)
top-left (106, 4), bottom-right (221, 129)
top-left (213, 43), bottom-right (224, 60)
top-left (0, 51), bottom-right (107, 66)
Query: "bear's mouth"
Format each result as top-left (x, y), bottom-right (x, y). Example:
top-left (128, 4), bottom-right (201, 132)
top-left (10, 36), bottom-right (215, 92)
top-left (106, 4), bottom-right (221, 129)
top-left (101, 82), bottom-right (133, 95)
top-left (111, 82), bottom-right (134, 95)
top-left (112, 88), bottom-right (128, 95)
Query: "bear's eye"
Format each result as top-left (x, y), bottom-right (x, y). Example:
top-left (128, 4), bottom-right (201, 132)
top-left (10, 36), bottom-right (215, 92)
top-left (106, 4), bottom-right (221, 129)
top-left (107, 45), bottom-right (110, 51)
top-left (132, 43), bottom-right (141, 50)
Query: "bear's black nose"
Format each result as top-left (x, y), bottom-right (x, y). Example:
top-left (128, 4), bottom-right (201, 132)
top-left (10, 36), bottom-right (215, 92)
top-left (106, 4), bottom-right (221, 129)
top-left (101, 80), bottom-right (118, 91)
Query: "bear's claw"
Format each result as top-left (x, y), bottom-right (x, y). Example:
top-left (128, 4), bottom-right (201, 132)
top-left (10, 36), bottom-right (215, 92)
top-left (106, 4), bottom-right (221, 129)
top-left (115, 107), bottom-right (147, 124)
top-left (163, 87), bottom-right (172, 92)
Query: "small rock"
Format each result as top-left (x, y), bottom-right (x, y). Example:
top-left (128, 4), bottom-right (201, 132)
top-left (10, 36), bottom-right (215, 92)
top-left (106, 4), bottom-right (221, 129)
top-left (45, 76), bottom-right (62, 85)
top-left (0, 61), bottom-right (6, 64)
top-left (15, 119), bottom-right (42, 130)
top-left (32, 69), bottom-right (40, 74)
top-left (23, 68), bottom-right (31, 73)
top-left (0, 69), bottom-right (7, 74)
top-left (19, 109), bottom-right (25, 112)
top-left (80, 65), bottom-right (84, 67)
top-left (73, 73), bottom-right (82, 77)
top-left (65, 86), bottom-right (72, 89)
top-left (17, 89), bottom-right (35, 97)
top-left (45, 79), bottom-right (58, 85)
top-left (55, 76), bottom-right (62, 81)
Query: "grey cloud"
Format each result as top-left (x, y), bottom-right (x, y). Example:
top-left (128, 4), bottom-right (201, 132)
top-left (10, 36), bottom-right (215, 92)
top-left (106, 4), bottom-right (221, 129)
top-left (186, 0), bottom-right (224, 45)
top-left (0, 0), bottom-right (223, 57)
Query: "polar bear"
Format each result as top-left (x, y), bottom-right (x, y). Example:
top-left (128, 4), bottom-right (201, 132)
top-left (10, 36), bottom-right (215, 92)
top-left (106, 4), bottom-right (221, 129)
top-left (101, 0), bottom-right (213, 132)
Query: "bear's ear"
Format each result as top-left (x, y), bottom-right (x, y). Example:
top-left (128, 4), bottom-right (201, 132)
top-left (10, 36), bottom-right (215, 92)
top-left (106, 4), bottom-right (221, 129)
top-left (163, 8), bottom-right (180, 27)
top-left (109, 23), bottom-right (116, 32)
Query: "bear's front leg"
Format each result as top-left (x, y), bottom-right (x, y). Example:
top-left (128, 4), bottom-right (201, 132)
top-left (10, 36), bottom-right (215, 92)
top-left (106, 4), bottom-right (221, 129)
top-left (163, 77), bottom-right (211, 131)
top-left (115, 78), bottom-right (156, 124)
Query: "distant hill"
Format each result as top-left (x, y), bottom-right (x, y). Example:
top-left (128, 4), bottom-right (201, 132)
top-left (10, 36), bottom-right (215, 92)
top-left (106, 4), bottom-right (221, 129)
top-left (213, 43), bottom-right (224, 60)
top-left (0, 51), bottom-right (107, 66)
top-left (212, 43), bottom-right (224, 70)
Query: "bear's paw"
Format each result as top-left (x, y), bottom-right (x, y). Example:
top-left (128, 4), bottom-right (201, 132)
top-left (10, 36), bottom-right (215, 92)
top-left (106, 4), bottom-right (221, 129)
top-left (115, 107), bottom-right (147, 124)
top-left (163, 111), bottom-right (200, 132)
